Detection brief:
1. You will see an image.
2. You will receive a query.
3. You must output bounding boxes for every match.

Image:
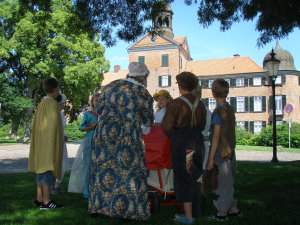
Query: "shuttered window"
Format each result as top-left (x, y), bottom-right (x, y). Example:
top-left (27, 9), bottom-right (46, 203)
top-left (250, 96), bottom-right (266, 112)
top-left (138, 56), bottom-right (145, 64)
top-left (158, 75), bottom-right (171, 87)
top-left (203, 98), bottom-right (209, 107)
top-left (200, 80), bottom-right (208, 88)
top-left (269, 95), bottom-right (286, 114)
top-left (225, 79), bottom-right (231, 86)
top-left (236, 121), bottom-right (246, 129)
top-left (161, 54), bottom-right (169, 67)
top-left (252, 77), bottom-right (261, 86)
top-left (209, 98), bottom-right (216, 111)
top-left (237, 97), bottom-right (245, 112)
top-left (236, 78), bottom-right (244, 87)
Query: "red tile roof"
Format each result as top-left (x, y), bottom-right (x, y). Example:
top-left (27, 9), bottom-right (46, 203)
top-left (185, 56), bottom-right (263, 76)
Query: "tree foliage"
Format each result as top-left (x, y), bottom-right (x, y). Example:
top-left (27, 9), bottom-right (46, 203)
top-left (10, 1), bottom-right (299, 47)
top-left (0, 76), bottom-right (33, 124)
top-left (15, 0), bottom-right (296, 47)
top-left (0, 0), bottom-right (110, 121)
top-left (193, 0), bottom-right (300, 46)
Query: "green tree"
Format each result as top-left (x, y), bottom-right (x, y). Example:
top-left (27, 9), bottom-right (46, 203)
top-left (0, 0), bottom-right (109, 137)
top-left (0, 76), bottom-right (33, 138)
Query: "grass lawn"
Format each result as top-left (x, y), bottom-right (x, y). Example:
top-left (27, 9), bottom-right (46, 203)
top-left (0, 161), bottom-right (300, 225)
top-left (236, 145), bottom-right (300, 152)
top-left (0, 139), bottom-right (18, 145)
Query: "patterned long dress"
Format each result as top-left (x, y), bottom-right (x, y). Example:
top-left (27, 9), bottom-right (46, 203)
top-left (88, 79), bottom-right (154, 220)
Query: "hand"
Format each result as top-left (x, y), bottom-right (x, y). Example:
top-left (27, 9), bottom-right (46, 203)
top-left (203, 136), bottom-right (209, 141)
top-left (206, 158), bottom-right (214, 171)
top-left (91, 122), bottom-right (98, 129)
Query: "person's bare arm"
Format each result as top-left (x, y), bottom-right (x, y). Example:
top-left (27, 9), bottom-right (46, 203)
top-left (206, 124), bottom-right (221, 170)
top-left (81, 122), bottom-right (97, 132)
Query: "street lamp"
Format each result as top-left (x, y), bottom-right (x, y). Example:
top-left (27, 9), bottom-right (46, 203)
top-left (265, 49), bottom-right (280, 163)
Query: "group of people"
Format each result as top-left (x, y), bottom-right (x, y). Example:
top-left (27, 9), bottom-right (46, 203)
top-left (28, 62), bottom-right (240, 224)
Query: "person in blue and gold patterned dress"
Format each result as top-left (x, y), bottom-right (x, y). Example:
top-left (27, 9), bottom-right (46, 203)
top-left (88, 62), bottom-right (154, 222)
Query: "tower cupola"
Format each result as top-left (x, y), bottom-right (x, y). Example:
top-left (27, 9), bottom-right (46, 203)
top-left (153, 4), bottom-right (174, 39)
top-left (263, 41), bottom-right (296, 71)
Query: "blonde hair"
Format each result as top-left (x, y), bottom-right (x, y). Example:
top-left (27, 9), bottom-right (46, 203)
top-left (90, 93), bottom-right (100, 110)
top-left (212, 79), bottom-right (229, 98)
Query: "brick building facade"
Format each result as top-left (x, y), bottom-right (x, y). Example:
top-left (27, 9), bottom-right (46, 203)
top-left (102, 7), bottom-right (300, 133)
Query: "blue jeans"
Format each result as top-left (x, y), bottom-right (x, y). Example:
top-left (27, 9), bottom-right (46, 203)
top-left (36, 171), bottom-right (56, 185)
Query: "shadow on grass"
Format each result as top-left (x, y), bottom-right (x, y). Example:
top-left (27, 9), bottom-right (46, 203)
top-left (0, 161), bottom-right (300, 225)
top-left (0, 158), bottom-right (75, 174)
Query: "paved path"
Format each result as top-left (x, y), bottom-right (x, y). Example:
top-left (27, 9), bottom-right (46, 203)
top-left (0, 143), bottom-right (300, 174)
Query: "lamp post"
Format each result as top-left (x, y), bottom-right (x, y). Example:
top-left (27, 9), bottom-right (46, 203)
top-left (265, 49), bottom-right (280, 163)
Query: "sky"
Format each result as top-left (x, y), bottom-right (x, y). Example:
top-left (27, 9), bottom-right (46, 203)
top-left (103, 1), bottom-right (300, 72)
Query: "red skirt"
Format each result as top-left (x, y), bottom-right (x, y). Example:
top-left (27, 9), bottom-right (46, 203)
top-left (143, 126), bottom-right (172, 170)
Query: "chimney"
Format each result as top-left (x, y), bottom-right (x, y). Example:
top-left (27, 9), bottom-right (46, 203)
top-left (113, 65), bottom-right (121, 72)
top-left (233, 54), bottom-right (240, 58)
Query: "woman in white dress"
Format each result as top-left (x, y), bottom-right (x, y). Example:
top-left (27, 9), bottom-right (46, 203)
top-left (153, 90), bottom-right (172, 125)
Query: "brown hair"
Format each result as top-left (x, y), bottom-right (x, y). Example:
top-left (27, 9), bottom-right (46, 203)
top-left (176, 72), bottom-right (198, 91)
top-left (42, 78), bottom-right (59, 94)
top-left (212, 78), bottom-right (229, 98)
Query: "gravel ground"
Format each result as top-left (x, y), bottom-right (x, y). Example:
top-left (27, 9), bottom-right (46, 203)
top-left (0, 142), bottom-right (300, 174)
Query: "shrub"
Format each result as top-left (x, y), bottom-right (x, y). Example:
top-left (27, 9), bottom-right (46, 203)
top-left (249, 123), bottom-right (300, 148)
top-left (65, 117), bottom-right (85, 141)
top-left (0, 122), bottom-right (24, 138)
top-left (236, 127), bottom-right (253, 145)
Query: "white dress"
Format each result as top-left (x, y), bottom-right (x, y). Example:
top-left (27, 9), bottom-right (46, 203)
top-left (154, 108), bottom-right (166, 123)
top-left (59, 111), bottom-right (70, 180)
top-left (202, 105), bottom-right (212, 169)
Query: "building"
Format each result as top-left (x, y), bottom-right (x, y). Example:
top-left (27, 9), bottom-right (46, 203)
top-left (102, 6), bottom-right (300, 133)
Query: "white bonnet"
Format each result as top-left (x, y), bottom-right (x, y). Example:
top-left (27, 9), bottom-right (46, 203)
top-left (58, 94), bottom-right (67, 104)
top-left (128, 62), bottom-right (149, 77)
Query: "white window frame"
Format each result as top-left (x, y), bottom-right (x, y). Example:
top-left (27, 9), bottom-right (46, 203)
top-left (161, 75), bottom-right (169, 87)
top-left (275, 96), bottom-right (283, 115)
top-left (254, 96), bottom-right (262, 112)
top-left (253, 77), bottom-right (262, 86)
top-left (208, 80), bottom-right (213, 88)
top-left (275, 76), bottom-right (282, 84)
top-left (237, 121), bottom-right (245, 130)
top-left (225, 79), bottom-right (231, 86)
top-left (254, 121), bottom-right (263, 134)
top-left (209, 98), bottom-right (216, 111)
top-left (236, 78), bottom-right (244, 86)
top-left (237, 97), bottom-right (245, 112)
top-left (198, 80), bottom-right (201, 86)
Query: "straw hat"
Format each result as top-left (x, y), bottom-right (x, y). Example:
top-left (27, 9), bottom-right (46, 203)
top-left (153, 90), bottom-right (172, 101)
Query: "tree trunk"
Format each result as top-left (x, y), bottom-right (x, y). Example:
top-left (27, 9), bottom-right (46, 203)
top-left (23, 120), bottom-right (32, 140)
top-left (23, 87), bottom-right (35, 140)
top-left (9, 117), bottom-right (20, 139)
